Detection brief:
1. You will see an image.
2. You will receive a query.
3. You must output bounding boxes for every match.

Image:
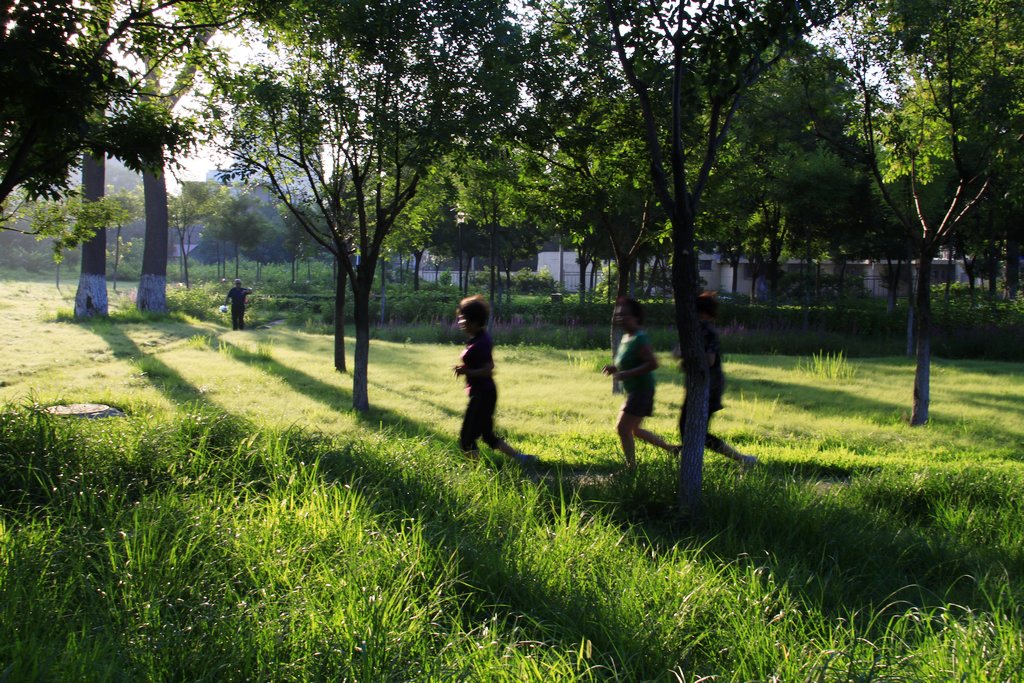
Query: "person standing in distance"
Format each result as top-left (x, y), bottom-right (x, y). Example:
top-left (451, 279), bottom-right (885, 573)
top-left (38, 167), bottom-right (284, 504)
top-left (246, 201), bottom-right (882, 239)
top-left (453, 295), bottom-right (537, 466)
top-left (603, 297), bottom-right (679, 470)
top-left (225, 278), bottom-right (253, 330)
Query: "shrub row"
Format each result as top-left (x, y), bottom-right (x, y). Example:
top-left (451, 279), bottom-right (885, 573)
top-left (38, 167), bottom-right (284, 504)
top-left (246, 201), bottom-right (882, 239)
top-left (160, 279), bottom-right (1023, 359)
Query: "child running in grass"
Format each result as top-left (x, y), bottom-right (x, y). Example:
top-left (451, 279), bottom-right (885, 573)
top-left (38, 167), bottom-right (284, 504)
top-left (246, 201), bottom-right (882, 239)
top-left (678, 292), bottom-right (758, 469)
top-left (453, 295), bottom-right (538, 466)
top-left (603, 297), bottom-right (679, 470)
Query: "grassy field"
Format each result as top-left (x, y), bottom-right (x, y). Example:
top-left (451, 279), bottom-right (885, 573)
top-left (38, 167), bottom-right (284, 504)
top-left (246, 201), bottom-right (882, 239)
top-left (1, 278), bottom-right (1023, 681)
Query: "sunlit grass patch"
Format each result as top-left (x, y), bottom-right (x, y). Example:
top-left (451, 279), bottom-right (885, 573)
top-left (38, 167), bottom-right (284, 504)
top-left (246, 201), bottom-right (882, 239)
top-left (53, 305), bottom-right (75, 322)
top-left (254, 340), bottom-right (274, 360)
top-left (3, 402), bottom-right (1021, 680)
top-left (566, 351), bottom-right (605, 373)
top-left (798, 349), bottom-right (858, 380)
top-left (2, 276), bottom-right (1024, 681)
top-left (129, 355), bottom-right (173, 380)
top-left (184, 334), bottom-right (214, 350)
top-left (217, 338), bottom-right (236, 356)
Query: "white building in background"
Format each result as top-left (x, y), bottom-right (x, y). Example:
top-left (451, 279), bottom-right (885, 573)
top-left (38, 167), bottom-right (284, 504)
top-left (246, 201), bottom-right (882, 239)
top-left (536, 241), bottom-right (585, 291)
top-left (413, 244), bottom-right (973, 299)
top-left (532, 248), bottom-right (972, 299)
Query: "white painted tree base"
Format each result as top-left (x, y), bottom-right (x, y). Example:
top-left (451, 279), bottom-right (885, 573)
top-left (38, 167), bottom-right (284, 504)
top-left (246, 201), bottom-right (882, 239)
top-left (74, 273), bottom-right (108, 318)
top-left (136, 274), bottom-right (167, 313)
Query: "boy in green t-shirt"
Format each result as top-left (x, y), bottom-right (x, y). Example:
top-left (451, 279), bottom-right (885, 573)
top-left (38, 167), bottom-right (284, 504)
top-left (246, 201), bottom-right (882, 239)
top-left (602, 297), bottom-right (678, 470)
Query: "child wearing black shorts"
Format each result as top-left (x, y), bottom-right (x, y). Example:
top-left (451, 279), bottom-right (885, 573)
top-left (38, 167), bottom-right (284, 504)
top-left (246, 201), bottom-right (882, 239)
top-left (453, 295), bottom-right (537, 465)
top-left (602, 297), bottom-right (678, 470)
top-left (678, 292), bottom-right (757, 469)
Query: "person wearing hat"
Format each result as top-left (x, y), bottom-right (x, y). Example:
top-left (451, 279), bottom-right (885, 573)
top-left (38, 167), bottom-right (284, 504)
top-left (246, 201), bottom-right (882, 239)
top-left (225, 278), bottom-right (253, 330)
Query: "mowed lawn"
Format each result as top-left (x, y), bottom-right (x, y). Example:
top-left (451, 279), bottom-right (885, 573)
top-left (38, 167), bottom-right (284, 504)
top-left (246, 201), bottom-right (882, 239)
top-left (2, 280), bottom-right (1021, 471)
top-left (2, 277), bottom-right (1024, 681)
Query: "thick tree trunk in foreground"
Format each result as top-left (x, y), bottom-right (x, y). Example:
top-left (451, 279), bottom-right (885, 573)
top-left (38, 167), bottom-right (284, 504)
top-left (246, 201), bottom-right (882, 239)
top-left (137, 169), bottom-right (169, 312)
top-left (673, 231), bottom-right (710, 519)
top-left (75, 155), bottom-right (108, 318)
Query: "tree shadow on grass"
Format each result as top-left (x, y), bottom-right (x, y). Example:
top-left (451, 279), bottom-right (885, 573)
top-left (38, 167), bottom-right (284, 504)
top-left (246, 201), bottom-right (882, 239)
top-left (728, 375), bottom-right (905, 416)
top-left (88, 322), bottom-right (210, 406)
top-left (222, 336), bottom-right (1024, 626)
top-left (89, 329), bottom-right (1021, 653)
top-left (300, 438), bottom-right (687, 675)
top-left (218, 340), bottom-right (454, 445)
top-left (589, 460), bottom-right (1024, 626)
top-left (53, 330), bottom-right (705, 672)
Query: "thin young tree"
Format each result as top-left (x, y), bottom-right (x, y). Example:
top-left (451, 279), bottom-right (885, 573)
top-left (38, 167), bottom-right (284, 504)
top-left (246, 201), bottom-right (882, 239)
top-left (169, 180), bottom-right (221, 287)
top-left (835, 0), bottom-right (1017, 424)
top-left (213, 0), bottom-right (520, 411)
top-left (595, 0), bottom-right (838, 515)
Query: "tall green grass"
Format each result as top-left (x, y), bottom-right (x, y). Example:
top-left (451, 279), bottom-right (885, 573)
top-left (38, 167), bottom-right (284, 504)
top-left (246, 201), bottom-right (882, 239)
top-left (1, 402), bottom-right (1022, 681)
top-left (2, 278), bottom-right (1023, 680)
top-left (798, 350), bottom-right (858, 380)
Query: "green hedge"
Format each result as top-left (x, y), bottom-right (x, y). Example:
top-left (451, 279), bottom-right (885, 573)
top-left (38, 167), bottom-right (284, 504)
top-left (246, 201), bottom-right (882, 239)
top-left (166, 276), bottom-right (1023, 360)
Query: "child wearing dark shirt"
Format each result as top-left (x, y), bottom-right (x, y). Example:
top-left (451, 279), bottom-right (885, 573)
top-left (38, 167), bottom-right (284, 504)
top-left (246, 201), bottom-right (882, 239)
top-left (453, 295), bottom-right (537, 465)
top-left (679, 292), bottom-right (757, 469)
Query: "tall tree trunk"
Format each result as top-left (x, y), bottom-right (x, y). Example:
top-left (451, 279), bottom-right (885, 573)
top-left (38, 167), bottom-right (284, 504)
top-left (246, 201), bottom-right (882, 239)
top-left (488, 223), bottom-right (497, 305)
top-left (74, 154), bottom-right (108, 318)
top-left (609, 255), bottom-right (634, 394)
top-left (457, 225), bottom-right (465, 294)
top-left (986, 245), bottom-right (999, 299)
top-left (672, 214), bottom-right (710, 519)
top-left (558, 235), bottom-right (565, 290)
top-left (334, 260), bottom-right (347, 373)
top-left (412, 249), bottom-right (424, 291)
top-left (182, 231), bottom-right (191, 289)
top-left (379, 259), bottom-right (387, 325)
top-left (885, 258), bottom-right (900, 314)
top-left (962, 253), bottom-right (977, 300)
top-left (577, 249), bottom-right (588, 302)
top-left (911, 251), bottom-right (934, 425)
top-left (137, 169), bottom-right (169, 312)
top-left (944, 242), bottom-right (954, 301)
top-left (801, 243), bottom-right (811, 331)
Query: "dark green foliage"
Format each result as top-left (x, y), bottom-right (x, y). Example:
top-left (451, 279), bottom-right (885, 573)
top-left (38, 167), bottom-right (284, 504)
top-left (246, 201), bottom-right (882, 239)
top-left (165, 284), bottom-right (223, 321)
top-left (511, 268), bottom-right (558, 294)
top-left (0, 2), bottom-right (201, 209)
top-left (160, 262), bottom-right (1024, 358)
